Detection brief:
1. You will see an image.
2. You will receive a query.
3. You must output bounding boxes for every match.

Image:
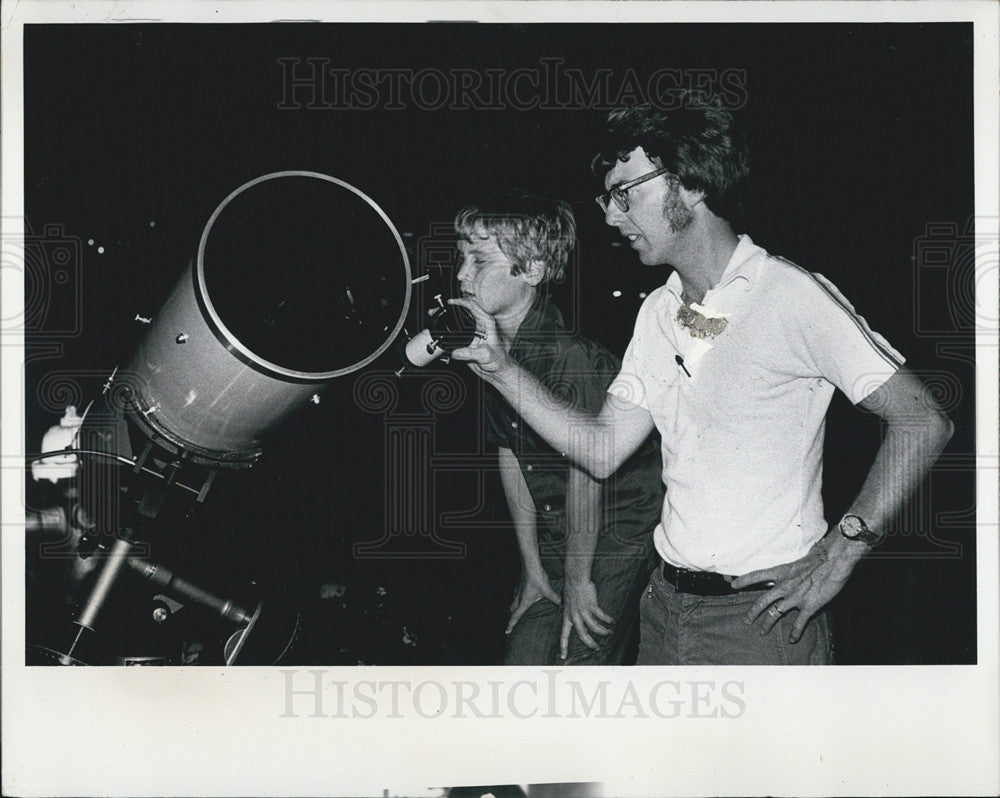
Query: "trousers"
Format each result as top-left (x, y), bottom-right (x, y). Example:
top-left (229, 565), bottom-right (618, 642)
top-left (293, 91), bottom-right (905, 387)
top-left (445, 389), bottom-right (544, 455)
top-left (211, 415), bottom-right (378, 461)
top-left (636, 564), bottom-right (833, 665)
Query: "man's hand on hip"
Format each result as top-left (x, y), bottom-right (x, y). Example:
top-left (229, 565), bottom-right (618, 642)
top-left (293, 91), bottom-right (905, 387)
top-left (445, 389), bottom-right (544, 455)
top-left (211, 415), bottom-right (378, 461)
top-left (732, 533), bottom-right (867, 642)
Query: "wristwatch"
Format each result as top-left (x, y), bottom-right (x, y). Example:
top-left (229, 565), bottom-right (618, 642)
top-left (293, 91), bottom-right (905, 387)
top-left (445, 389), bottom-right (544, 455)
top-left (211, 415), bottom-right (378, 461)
top-left (838, 514), bottom-right (885, 547)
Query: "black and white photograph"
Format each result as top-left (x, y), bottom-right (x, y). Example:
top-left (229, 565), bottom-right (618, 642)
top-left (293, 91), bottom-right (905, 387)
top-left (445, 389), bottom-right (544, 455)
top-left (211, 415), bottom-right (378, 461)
top-left (3, 2), bottom-right (998, 796)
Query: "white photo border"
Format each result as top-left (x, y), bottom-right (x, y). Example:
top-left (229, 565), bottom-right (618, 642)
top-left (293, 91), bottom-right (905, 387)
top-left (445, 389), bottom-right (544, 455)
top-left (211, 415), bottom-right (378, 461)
top-left (2, 2), bottom-right (997, 796)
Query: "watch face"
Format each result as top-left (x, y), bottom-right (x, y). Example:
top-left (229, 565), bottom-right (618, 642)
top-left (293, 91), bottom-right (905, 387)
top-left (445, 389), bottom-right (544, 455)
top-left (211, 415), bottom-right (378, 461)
top-left (840, 515), bottom-right (865, 539)
top-left (840, 514), bottom-right (884, 546)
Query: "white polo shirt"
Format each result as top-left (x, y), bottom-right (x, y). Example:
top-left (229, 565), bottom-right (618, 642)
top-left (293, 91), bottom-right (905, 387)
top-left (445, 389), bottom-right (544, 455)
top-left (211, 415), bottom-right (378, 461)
top-left (609, 235), bottom-right (904, 575)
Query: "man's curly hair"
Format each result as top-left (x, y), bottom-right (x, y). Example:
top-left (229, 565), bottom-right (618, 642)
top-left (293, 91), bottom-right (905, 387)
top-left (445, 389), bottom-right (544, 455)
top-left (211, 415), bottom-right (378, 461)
top-left (591, 97), bottom-right (749, 224)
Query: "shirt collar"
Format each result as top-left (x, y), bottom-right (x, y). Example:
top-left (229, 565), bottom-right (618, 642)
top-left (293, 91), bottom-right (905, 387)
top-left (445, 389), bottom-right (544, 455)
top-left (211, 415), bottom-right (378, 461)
top-left (511, 291), bottom-right (565, 353)
top-left (663, 234), bottom-right (763, 304)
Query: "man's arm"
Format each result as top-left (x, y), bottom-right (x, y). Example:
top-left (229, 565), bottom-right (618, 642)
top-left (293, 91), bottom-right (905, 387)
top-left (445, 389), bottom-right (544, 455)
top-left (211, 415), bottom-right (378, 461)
top-left (498, 446), bottom-right (560, 634)
top-left (560, 464), bottom-right (613, 658)
top-left (733, 366), bottom-right (954, 640)
top-left (451, 298), bottom-right (655, 478)
top-left (838, 366), bottom-right (955, 534)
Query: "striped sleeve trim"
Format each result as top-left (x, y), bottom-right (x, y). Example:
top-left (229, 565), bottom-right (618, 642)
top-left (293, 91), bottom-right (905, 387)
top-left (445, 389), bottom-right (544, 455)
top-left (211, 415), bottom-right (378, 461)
top-left (772, 255), bottom-right (905, 371)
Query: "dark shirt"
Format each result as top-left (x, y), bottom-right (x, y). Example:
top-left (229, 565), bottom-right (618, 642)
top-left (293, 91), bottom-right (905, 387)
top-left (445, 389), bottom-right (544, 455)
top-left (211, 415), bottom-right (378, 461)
top-left (484, 294), bottom-right (663, 578)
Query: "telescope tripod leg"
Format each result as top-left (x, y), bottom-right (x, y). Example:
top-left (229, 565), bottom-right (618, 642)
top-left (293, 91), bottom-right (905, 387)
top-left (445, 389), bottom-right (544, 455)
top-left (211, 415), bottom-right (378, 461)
top-left (64, 536), bottom-right (133, 662)
top-left (224, 600), bottom-right (263, 665)
top-left (63, 477), bottom-right (165, 663)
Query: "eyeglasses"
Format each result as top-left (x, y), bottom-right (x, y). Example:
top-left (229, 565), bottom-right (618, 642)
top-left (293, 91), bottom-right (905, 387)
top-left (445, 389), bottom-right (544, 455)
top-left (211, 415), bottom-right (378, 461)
top-left (595, 166), bottom-right (673, 213)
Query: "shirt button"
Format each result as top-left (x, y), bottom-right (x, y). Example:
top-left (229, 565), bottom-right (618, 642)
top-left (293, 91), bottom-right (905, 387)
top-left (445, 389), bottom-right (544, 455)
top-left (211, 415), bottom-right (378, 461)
top-left (544, 504), bottom-right (551, 512)
top-left (510, 422), bottom-right (518, 428)
top-left (526, 465), bottom-right (533, 471)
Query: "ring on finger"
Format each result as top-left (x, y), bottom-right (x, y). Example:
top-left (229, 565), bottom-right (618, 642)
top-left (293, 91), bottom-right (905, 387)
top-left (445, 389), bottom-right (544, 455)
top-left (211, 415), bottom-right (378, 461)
top-left (768, 605), bottom-right (785, 617)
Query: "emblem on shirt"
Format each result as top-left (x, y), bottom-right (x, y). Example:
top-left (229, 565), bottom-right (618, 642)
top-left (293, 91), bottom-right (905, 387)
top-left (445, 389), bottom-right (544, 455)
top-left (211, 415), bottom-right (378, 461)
top-left (676, 302), bottom-right (729, 340)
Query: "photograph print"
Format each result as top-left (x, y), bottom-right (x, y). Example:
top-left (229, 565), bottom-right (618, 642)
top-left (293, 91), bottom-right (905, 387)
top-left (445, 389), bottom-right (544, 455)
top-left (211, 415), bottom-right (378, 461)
top-left (16, 17), bottom-right (982, 670)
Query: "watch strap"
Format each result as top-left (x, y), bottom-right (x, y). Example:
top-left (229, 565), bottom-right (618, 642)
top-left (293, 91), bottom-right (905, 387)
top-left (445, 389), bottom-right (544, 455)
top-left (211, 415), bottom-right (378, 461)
top-left (839, 514), bottom-right (885, 547)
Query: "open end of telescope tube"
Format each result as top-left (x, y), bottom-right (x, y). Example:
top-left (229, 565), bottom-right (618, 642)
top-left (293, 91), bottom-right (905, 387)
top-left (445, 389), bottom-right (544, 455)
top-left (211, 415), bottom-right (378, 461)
top-left (197, 171), bottom-right (411, 379)
top-left (121, 172), bottom-right (412, 462)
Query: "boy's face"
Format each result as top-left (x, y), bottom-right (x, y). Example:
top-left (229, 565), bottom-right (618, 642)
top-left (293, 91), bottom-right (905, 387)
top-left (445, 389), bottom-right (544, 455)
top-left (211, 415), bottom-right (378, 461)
top-left (456, 233), bottom-right (535, 317)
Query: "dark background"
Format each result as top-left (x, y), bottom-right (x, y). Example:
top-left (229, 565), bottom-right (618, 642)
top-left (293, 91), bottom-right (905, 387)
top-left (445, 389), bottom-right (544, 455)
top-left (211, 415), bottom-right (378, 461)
top-left (23, 22), bottom-right (976, 664)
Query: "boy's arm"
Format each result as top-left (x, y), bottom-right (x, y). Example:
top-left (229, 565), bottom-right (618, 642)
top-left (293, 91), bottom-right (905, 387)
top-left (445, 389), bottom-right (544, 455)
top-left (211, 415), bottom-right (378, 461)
top-left (498, 446), bottom-right (560, 634)
top-left (561, 464), bottom-right (613, 658)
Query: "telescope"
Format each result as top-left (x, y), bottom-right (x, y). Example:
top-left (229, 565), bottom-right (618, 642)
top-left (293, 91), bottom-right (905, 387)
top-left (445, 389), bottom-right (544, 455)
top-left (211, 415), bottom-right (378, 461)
top-left (27, 171), bottom-right (412, 665)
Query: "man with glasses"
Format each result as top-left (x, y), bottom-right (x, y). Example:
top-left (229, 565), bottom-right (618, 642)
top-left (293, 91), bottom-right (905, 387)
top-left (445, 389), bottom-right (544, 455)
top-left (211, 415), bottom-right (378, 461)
top-left (452, 103), bottom-right (953, 664)
top-left (453, 193), bottom-right (663, 665)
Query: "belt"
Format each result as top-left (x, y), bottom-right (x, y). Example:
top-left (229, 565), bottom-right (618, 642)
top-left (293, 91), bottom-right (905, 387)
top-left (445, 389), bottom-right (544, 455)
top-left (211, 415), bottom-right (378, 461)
top-left (661, 561), bottom-right (770, 597)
